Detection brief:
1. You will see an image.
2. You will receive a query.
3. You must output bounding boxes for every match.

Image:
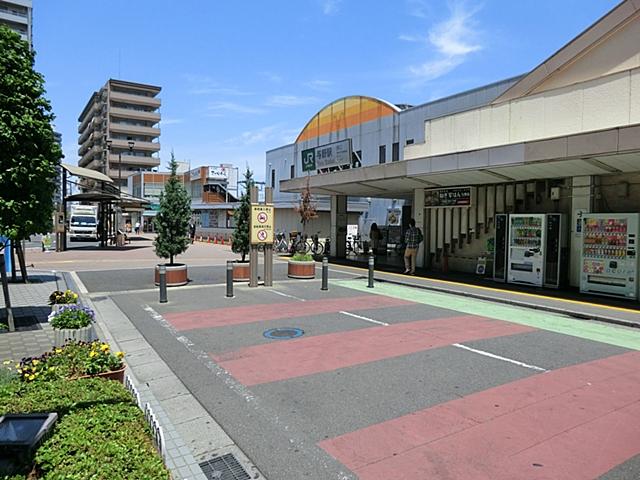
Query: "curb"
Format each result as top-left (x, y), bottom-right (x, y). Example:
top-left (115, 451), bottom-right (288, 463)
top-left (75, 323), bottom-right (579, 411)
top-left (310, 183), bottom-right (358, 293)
top-left (375, 276), bottom-right (640, 329)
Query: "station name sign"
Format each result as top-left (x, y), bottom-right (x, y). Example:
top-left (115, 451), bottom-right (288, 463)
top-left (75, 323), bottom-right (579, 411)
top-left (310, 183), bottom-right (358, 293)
top-left (425, 186), bottom-right (474, 208)
top-left (301, 139), bottom-right (352, 172)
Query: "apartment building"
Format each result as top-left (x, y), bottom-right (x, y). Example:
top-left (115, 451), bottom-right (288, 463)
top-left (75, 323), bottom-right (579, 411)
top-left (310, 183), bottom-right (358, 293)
top-left (78, 79), bottom-right (161, 189)
top-left (0, 0), bottom-right (32, 47)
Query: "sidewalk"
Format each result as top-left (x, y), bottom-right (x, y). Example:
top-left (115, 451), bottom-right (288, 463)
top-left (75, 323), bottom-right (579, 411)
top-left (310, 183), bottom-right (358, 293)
top-left (328, 262), bottom-right (640, 328)
top-left (0, 273), bottom-right (234, 480)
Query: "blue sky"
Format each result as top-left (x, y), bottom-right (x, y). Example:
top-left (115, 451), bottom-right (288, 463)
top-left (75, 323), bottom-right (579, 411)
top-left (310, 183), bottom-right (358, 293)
top-left (34, 0), bottom-right (620, 182)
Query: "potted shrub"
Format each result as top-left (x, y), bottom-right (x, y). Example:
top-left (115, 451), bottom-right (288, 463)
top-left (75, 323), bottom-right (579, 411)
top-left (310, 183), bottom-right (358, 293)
top-left (17, 340), bottom-right (126, 383)
top-left (153, 152), bottom-right (192, 287)
top-left (230, 168), bottom-right (253, 281)
top-left (48, 289), bottom-right (79, 314)
top-left (288, 252), bottom-right (316, 279)
top-left (49, 305), bottom-right (97, 347)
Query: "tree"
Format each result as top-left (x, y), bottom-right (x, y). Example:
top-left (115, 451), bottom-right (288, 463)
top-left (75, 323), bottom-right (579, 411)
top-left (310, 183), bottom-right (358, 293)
top-left (295, 175), bottom-right (318, 234)
top-left (0, 25), bottom-right (62, 245)
top-left (153, 153), bottom-right (191, 265)
top-left (231, 168), bottom-right (253, 262)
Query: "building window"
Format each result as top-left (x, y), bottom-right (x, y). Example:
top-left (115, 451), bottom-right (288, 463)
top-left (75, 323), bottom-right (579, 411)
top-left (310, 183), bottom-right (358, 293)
top-left (392, 142), bottom-right (399, 162)
top-left (405, 138), bottom-right (414, 145)
top-left (290, 164), bottom-right (295, 179)
top-left (271, 169), bottom-right (275, 188)
top-left (379, 145), bottom-right (386, 164)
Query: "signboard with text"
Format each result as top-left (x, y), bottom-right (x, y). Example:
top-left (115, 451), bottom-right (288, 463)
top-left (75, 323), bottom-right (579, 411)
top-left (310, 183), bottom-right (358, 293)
top-left (425, 187), bottom-right (474, 208)
top-left (250, 204), bottom-right (274, 244)
top-left (301, 139), bottom-right (352, 172)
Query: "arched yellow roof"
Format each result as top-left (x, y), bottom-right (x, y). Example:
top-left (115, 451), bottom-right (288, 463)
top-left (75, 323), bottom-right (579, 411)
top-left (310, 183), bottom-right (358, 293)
top-left (296, 95), bottom-right (401, 143)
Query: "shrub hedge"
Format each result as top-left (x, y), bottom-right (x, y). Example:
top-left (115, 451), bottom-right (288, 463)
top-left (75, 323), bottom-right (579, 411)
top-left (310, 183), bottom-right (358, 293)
top-left (0, 378), bottom-right (169, 479)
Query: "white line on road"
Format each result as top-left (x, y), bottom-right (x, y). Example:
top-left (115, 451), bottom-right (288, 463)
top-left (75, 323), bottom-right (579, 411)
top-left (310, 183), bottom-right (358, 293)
top-left (269, 290), bottom-right (307, 302)
top-left (452, 343), bottom-right (548, 372)
top-left (340, 311), bottom-right (389, 326)
top-left (69, 271), bottom-right (88, 294)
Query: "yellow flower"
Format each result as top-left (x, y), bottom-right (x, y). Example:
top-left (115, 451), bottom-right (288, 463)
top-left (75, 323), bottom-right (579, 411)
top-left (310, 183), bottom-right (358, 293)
top-left (89, 351), bottom-right (98, 358)
top-left (100, 343), bottom-right (109, 351)
top-left (28, 374), bottom-right (35, 381)
top-left (2, 360), bottom-right (11, 365)
top-left (55, 348), bottom-right (62, 354)
top-left (116, 351), bottom-right (125, 359)
top-left (31, 359), bottom-right (39, 365)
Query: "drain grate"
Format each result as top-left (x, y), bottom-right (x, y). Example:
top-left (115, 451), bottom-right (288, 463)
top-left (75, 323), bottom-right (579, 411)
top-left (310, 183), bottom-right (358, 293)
top-left (199, 453), bottom-right (250, 480)
top-left (263, 327), bottom-right (304, 340)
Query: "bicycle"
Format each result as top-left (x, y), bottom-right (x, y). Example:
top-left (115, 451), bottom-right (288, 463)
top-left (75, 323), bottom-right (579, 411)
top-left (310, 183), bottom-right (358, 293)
top-left (274, 231), bottom-right (289, 253)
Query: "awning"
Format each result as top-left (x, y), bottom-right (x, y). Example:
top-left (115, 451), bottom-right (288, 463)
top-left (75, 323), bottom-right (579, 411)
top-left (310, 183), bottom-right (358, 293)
top-left (61, 164), bottom-right (113, 183)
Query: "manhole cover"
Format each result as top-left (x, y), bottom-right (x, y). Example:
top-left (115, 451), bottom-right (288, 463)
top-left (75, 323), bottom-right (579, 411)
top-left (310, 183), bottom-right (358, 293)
top-left (263, 327), bottom-right (304, 340)
top-left (199, 453), bottom-right (250, 480)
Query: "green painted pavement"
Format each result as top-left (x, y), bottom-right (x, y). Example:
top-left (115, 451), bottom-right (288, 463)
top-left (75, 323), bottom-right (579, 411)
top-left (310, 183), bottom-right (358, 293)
top-left (332, 279), bottom-right (640, 351)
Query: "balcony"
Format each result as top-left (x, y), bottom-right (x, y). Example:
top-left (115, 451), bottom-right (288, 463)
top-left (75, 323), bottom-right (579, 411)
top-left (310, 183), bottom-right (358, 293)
top-left (109, 91), bottom-right (161, 108)
top-left (79, 146), bottom-right (104, 167)
top-left (109, 123), bottom-right (160, 137)
top-left (108, 154), bottom-right (160, 167)
top-left (107, 139), bottom-right (160, 152)
top-left (85, 159), bottom-right (104, 172)
top-left (77, 104), bottom-right (103, 132)
top-left (110, 107), bottom-right (160, 123)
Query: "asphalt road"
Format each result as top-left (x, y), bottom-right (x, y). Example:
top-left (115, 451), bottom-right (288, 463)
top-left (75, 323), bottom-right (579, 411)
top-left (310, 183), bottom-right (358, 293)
top-left (105, 276), bottom-right (640, 480)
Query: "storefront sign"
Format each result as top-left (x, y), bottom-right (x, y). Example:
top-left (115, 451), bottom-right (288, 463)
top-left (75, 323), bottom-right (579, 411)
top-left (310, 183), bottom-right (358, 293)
top-left (208, 166), bottom-right (228, 181)
top-left (301, 139), bottom-right (352, 172)
top-left (250, 204), bottom-right (274, 244)
top-left (425, 187), bottom-right (474, 208)
top-left (189, 168), bottom-right (201, 181)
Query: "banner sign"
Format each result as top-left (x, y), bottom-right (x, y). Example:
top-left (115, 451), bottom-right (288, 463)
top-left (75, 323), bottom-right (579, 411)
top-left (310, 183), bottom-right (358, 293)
top-left (208, 166), bottom-right (228, 181)
top-left (301, 139), bottom-right (352, 172)
top-left (425, 187), bottom-right (474, 208)
top-left (250, 204), bottom-right (274, 244)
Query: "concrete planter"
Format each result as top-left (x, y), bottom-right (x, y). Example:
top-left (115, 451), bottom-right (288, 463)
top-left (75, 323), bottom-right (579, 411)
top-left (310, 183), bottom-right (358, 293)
top-left (53, 324), bottom-right (97, 347)
top-left (50, 303), bottom-right (76, 315)
top-left (154, 263), bottom-right (188, 287)
top-left (232, 262), bottom-right (250, 282)
top-left (287, 260), bottom-right (316, 279)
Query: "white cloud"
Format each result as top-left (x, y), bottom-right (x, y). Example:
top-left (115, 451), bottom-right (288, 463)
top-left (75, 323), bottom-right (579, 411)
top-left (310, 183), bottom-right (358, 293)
top-left (265, 95), bottom-right (319, 107)
top-left (406, 0), bottom-right (430, 18)
top-left (304, 79), bottom-right (334, 91)
top-left (321, 0), bottom-right (341, 15)
top-left (260, 71), bottom-right (283, 84)
top-left (398, 33), bottom-right (425, 43)
top-left (206, 102), bottom-right (266, 116)
top-left (161, 118), bottom-right (184, 125)
top-left (183, 74), bottom-right (253, 96)
top-left (226, 125), bottom-right (280, 146)
top-left (406, 1), bottom-right (483, 82)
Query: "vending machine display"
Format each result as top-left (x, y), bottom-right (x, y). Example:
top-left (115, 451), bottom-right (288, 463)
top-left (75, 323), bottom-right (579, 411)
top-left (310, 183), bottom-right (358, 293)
top-left (507, 214), bottom-right (545, 286)
top-left (580, 213), bottom-right (639, 299)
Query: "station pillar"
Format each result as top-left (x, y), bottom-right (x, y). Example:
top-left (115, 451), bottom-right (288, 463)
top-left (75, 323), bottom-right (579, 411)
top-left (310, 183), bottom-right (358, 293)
top-left (330, 195), bottom-right (347, 258)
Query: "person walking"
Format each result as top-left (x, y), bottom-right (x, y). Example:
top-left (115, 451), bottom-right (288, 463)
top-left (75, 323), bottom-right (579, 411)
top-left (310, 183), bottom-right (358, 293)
top-left (369, 223), bottom-right (381, 254)
top-left (189, 221), bottom-right (196, 244)
top-left (403, 218), bottom-right (423, 275)
top-left (134, 221), bottom-right (140, 235)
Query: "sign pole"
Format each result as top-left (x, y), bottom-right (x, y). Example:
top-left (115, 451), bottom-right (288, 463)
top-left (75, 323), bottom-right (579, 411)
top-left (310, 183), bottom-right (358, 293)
top-left (264, 188), bottom-right (273, 287)
top-left (249, 186), bottom-right (259, 288)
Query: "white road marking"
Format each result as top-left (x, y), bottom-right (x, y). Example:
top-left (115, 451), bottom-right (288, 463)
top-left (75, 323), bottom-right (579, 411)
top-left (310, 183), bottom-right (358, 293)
top-left (453, 343), bottom-right (548, 372)
top-left (340, 311), bottom-right (389, 326)
top-left (269, 290), bottom-right (306, 302)
top-left (69, 270), bottom-right (88, 294)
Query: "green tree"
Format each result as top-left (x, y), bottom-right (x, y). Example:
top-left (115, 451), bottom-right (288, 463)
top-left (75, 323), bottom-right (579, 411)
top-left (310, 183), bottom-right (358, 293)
top-left (153, 153), bottom-right (191, 265)
top-left (0, 25), bottom-right (62, 245)
top-left (231, 168), bottom-right (253, 262)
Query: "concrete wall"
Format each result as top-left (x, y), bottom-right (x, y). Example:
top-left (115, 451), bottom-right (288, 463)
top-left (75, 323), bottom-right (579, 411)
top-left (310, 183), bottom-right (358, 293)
top-left (406, 67), bottom-right (640, 160)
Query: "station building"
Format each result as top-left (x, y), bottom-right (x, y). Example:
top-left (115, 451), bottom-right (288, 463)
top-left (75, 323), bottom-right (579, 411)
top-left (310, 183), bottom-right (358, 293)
top-left (277, 0), bottom-right (640, 300)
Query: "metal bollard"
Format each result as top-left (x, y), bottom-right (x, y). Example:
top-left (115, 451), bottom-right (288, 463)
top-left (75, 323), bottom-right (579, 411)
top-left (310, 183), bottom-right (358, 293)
top-left (158, 265), bottom-right (168, 303)
top-left (367, 253), bottom-right (375, 288)
top-left (226, 261), bottom-right (234, 298)
top-left (321, 256), bottom-right (329, 291)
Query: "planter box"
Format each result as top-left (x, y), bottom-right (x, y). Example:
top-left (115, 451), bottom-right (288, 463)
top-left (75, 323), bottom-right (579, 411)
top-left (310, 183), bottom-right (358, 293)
top-left (233, 262), bottom-right (250, 282)
top-left (53, 324), bottom-right (97, 347)
top-left (154, 263), bottom-right (188, 287)
top-left (79, 366), bottom-right (126, 383)
top-left (288, 260), bottom-right (316, 279)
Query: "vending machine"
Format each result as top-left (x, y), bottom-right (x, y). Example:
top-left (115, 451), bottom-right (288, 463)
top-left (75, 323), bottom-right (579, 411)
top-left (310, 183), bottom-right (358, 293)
top-left (507, 214), bottom-right (546, 286)
top-left (580, 213), bottom-right (639, 300)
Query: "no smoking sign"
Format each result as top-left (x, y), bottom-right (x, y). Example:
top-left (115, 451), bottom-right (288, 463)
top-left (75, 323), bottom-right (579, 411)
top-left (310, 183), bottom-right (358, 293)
top-left (251, 204), bottom-right (274, 244)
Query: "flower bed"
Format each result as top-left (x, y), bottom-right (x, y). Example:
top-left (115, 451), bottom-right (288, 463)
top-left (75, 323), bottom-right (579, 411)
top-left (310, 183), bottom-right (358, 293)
top-left (48, 289), bottom-right (79, 306)
top-left (0, 377), bottom-right (170, 479)
top-left (17, 341), bottom-right (125, 383)
top-left (48, 306), bottom-right (97, 347)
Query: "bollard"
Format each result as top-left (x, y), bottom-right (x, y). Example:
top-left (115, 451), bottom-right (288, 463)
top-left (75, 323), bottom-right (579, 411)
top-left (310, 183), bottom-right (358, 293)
top-left (158, 265), bottom-right (168, 303)
top-left (226, 261), bottom-right (234, 298)
top-left (367, 253), bottom-right (375, 288)
top-left (321, 256), bottom-right (329, 291)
